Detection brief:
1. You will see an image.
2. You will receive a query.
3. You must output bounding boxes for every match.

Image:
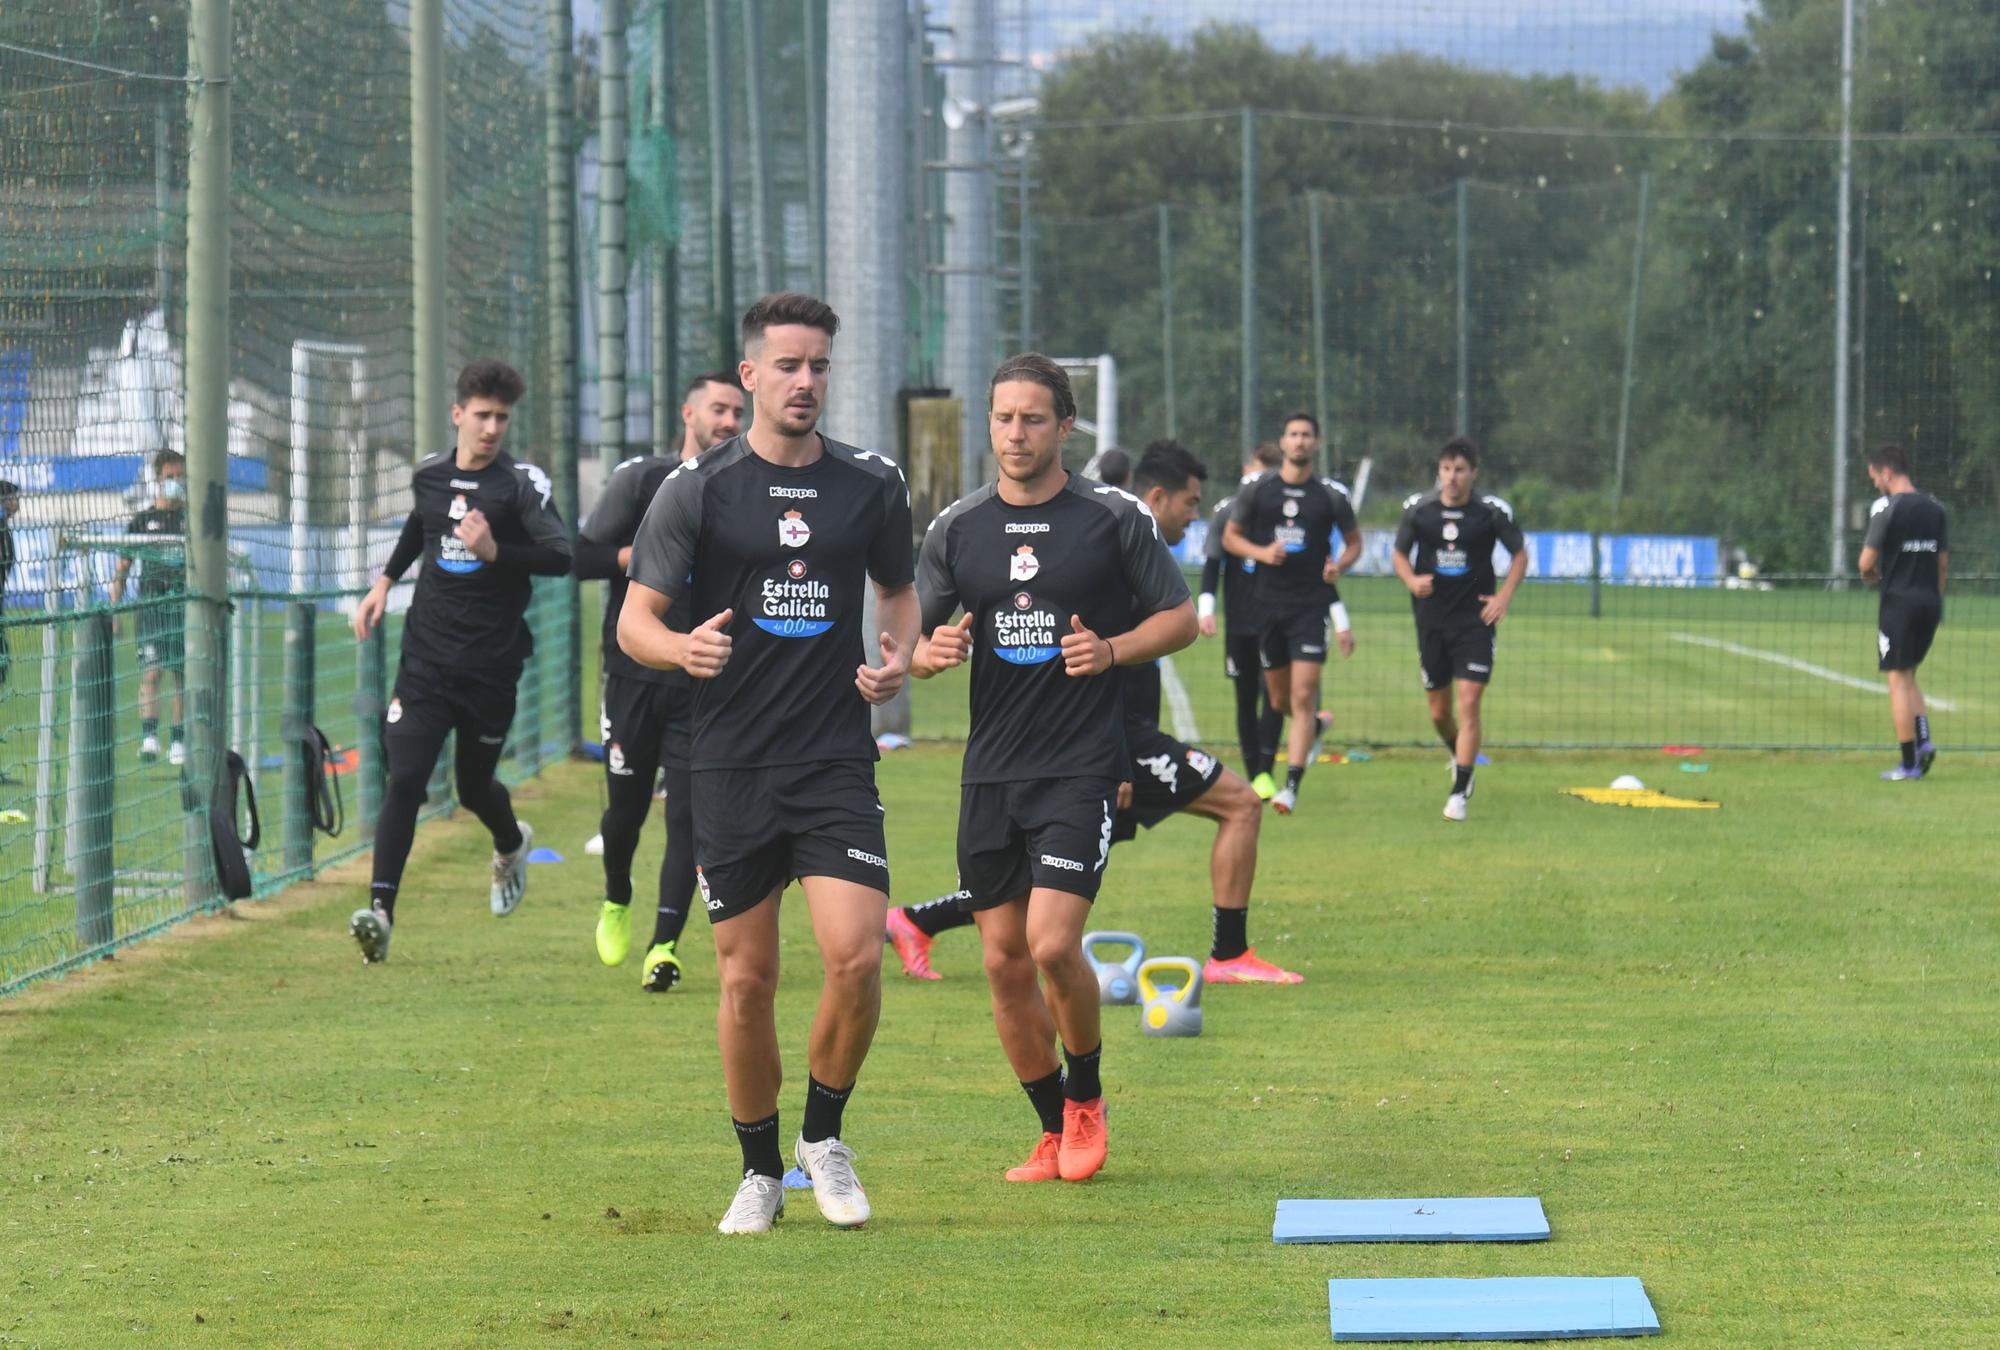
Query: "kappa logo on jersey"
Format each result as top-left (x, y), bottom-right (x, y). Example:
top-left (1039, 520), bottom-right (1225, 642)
top-left (1095, 800), bottom-right (1113, 871)
top-left (1039, 853), bottom-right (1086, 873)
top-left (386, 697), bottom-right (403, 724)
top-left (1004, 521), bottom-right (1050, 535)
top-left (448, 493), bottom-right (469, 521)
top-left (607, 742), bottom-right (631, 776)
top-left (600, 704), bottom-right (613, 741)
top-left (845, 847), bottom-right (888, 870)
top-left (1879, 630), bottom-right (1892, 658)
top-left (522, 462), bottom-right (554, 508)
top-left (770, 486), bottom-right (818, 499)
top-left (778, 509), bottom-right (811, 548)
top-left (1009, 545), bottom-right (1040, 582)
top-left (994, 591), bottom-right (1061, 665)
top-left (449, 477), bottom-right (481, 491)
top-left (756, 553), bottom-right (833, 638)
top-left (1139, 752), bottom-right (1179, 791)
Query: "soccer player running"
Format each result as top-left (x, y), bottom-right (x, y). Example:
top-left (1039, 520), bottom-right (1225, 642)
top-left (885, 441), bottom-right (1299, 988)
top-left (349, 359), bottom-right (572, 962)
top-left (1857, 443), bottom-right (1947, 781)
top-left (1391, 435), bottom-right (1525, 822)
top-left (619, 293), bottom-right (917, 1235)
top-left (1198, 442), bottom-right (1284, 796)
top-left (911, 355), bottom-right (1196, 1184)
top-left (109, 450), bottom-right (188, 765)
top-left (575, 370), bottom-right (744, 989)
top-left (1221, 412), bottom-right (1360, 815)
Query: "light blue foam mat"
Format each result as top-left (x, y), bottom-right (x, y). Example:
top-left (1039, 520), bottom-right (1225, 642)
top-left (782, 1167), bottom-right (813, 1190)
top-left (1275, 1197), bottom-right (1550, 1243)
top-left (1328, 1276), bottom-right (1660, 1342)
top-left (526, 847), bottom-right (564, 863)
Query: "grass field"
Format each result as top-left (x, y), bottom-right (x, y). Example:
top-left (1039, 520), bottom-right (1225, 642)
top-left (4, 745), bottom-right (1996, 1344)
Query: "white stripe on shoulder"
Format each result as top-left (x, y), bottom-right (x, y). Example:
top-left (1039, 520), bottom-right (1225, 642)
top-left (1481, 494), bottom-right (1513, 519)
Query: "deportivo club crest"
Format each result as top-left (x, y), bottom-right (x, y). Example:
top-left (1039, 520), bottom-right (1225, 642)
top-left (779, 510), bottom-right (811, 548)
top-left (1009, 545), bottom-right (1039, 582)
top-left (1442, 521), bottom-right (1460, 542)
top-left (1282, 499), bottom-right (1299, 519)
top-left (448, 493), bottom-right (469, 521)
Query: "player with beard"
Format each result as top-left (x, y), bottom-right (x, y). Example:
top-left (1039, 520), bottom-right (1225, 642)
top-left (575, 370), bottom-right (744, 989)
top-left (620, 293), bottom-right (918, 1234)
top-left (912, 356), bottom-right (1195, 1183)
top-left (349, 360), bottom-right (572, 962)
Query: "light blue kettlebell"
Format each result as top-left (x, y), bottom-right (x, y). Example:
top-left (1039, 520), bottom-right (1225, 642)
top-left (1138, 956), bottom-right (1204, 1037)
top-left (1081, 930), bottom-right (1146, 1005)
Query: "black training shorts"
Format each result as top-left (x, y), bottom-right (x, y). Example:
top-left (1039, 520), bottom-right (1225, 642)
top-left (1113, 726), bottom-right (1224, 842)
top-left (1417, 621), bottom-right (1496, 690)
top-left (1223, 630), bottom-right (1261, 684)
top-left (386, 655), bottom-right (518, 749)
top-left (956, 776), bottom-right (1120, 908)
top-left (1259, 602), bottom-right (1330, 669)
top-left (600, 671), bottom-right (690, 784)
top-left (1878, 597), bottom-right (1941, 672)
top-left (690, 759), bottom-right (889, 921)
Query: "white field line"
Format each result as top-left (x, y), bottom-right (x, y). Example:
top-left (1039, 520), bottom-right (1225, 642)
top-left (1667, 632), bottom-right (1957, 711)
top-left (1159, 654), bottom-right (1202, 744)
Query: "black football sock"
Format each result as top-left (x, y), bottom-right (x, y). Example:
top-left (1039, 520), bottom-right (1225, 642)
top-left (1900, 740), bottom-right (1917, 771)
top-left (142, 717), bottom-right (159, 739)
top-left (368, 882), bottom-right (397, 924)
top-left (801, 1076), bottom-right (854, 1144)
top-left (1021, 1069), bottom-right (1065, 1134)
top-left (906, 893), bottom-right (976, 937)
top-left (1453, 764), bottom-right (1475, 796)
top-left (1284, 764), bottom-right (1304, 792)
top-left (1062, 1043), bottom-right (1103, 1103)
top-left (1916, 714), bottom-right (1931, 744)
top-left (1258, 708), bottom-right (1285, 776)
top-left (733, 1112), bottom-right (783, 1178)
top-left (1211, 906), bottom-right (1249, 962)
top-left (172, 722), bottom-right (185, 745)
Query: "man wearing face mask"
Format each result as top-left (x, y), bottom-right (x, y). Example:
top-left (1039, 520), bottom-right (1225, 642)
top-left (110, 450), bottom-right (188, 765)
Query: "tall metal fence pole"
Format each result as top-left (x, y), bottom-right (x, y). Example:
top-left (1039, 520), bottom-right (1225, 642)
top-left (705, 0), bottom-right (736, 362)
top-left (282, 602), bottom-right (316, 875)
top-left (1830, 0), bottom-right (1857, 573)
top-left (652, 0), bottom-right (678, 455)
top-left (1455, 176), bottom-right (1470, 437)
top-left (185, 0), bottom-right (232, 907)
top-left (945, 0), bottom-right (994, 491)
top-left (743, 0), bottom-right (778, 296)
top-left (1307, 189), bottom-right (1328, 466)
top-left (547, 0), bottom-right (581, 748)
top-left (1158, 203), bottom-right (1175, 441)
top-left (1239, 106), bottom-right (1258, 452)
top-left (599, 0), bottom-right (630, 466)
top-left (413, 0), bottom-right (446, 455)
top-left (804, 0), bottom-right (827, 294)
top-left (74, 613), bottom-right (116, 950)
top-left (1611, 170), bottom-right (1651, 519)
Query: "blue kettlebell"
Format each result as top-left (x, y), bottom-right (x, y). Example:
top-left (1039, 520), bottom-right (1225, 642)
top-left (1138, 956), bottom-right (1204, 1037)
top-left (1082, 930), bottom-right (1146, 1005)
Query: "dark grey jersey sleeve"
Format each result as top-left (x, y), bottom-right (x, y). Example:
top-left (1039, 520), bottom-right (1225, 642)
top-left (915, 509), bottom-right (960, 633)
top-left (1862, 497), bottom-right (1893, 552)
top-left (1229, 485), bottom-right (1259, 530)
top-left (1326, 483), bottom-right (1359, 539)
top-left (627, 462), bottom-right (705, 599)
top-left (582, 457), bottom-right (655, 545)
top-left (495, 461), bottom-right (572, 575)
top-left (1118, 495), bottom-right (1192, 618)
top-left (1393, 497), bottom-right (1422, 555)
top-left (1486, 495), bottom-right (1525, 554)
top-left (1204, 499), bottom-right (1231, 562)
top-left (867, 465), bottom-right (917, 589)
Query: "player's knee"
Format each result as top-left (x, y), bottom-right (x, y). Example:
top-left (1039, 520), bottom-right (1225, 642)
top-left (1224, 780), bottom-right (1263, 831)
top-left (717, 956), bottom-right (779, 1013)
top-left (820, 936), bottom-right (883, 991)
top-left (1028, 928), bottom-right (1088, 977)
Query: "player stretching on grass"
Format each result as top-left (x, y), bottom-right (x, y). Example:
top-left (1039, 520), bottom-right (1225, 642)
top-left (349, 359), bottom-right (572, 962)
top-left (1198, 442), bottom-right (1284, 796)
top-left (1392, 435), bottom-right (1525, 822)
top-left (888, 441), bottom-right (1298, 989)
top-left (912, 355), bottom-right (1195, 1183)
top-left (620, 293), bottom-right (917, 1235)
top-left (575, 371), bottom-right (744, 989)
top-left (1858, 443), bottom-right (1947, 781)
top-left (1221, 412), bottom-right (1360, 815)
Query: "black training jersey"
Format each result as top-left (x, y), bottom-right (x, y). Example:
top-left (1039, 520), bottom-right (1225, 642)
top-left (1394, 488), bottom-right (1525, 628)
top-left (1227, 471), bottom-right (1358, 614)
top-left (626, 434), bottom-right (915, 771)
top-left (917, 474), bottom-right (1190, 785)
top-left (126, 505), bottom-right (186, 596)
top-left (1202, 484), bottom-right (1263, 636)
top-left (581, 454), bottom-right (688, 689)
top-left (392, 450), bottom-right (571, 680)
top-left (1864, 491), bottom-right (1948, 604)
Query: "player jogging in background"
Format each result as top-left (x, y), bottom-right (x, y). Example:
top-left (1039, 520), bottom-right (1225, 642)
top-left (912, 354), bottom-right (1195, 1184)
top-left (349, 359), bottom-right (572, 963)
top-left (1222, 412), bottom-right (1360, 815)
top-left (109, 449), bottom-right (187, 766)
top-left (1392, 435), bottom-right (1525, 822)
top-left (619, 293), bottom-right (918, 1236)
top-left (1858, 442), bottom-right (1947, 781)
top-left (887, 440), bottom-right (1298, 990)
top-left (575, 370), bottom-right (744, 989)
top-left (1198, 442), bottom-right (1284, 796)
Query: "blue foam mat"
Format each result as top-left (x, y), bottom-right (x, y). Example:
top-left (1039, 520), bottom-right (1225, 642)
top-left (1328, 1276), bottom-right (1660, 1342)
top-left (782, 1167), bottom-right (813, 1190)
top-left (1275, 1197), bottom-right (1549, 1244)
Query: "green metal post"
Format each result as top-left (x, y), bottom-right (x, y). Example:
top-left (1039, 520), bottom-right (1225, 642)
top-left (547, 0), bottom-right (581, 749)
top-left (803, 0), bottom-right (826, 294)
top-left (1239, 106), bottom-right (1258, 452)
top-left (356, 618), bottom-right (387, 832)
top-left (599, 0), bottom-right (630, 465)
top-left (742, 0), bottom-right (777, 295)
top-left (185, 0), bottom-right (232, 907)
top-left (1455, 176), bottom-right (1470, 436)
top-left (1018, 156), bottom-right (1033, 352)
top-left (1612, 171), bottom-right (1651, 520)
top-left (283, 602), bottom-right (316, 874)
top-left (706, 0), bottom-right (737, 363)
top-left (653, 0), bottom-right (679, 456)
top-left (1308, 190), bottom-right (1329, 467)
top-left (413, 0), bottom-right (447, 456)
top-left (74, 613), bottom-right (116, 951)
top-left (1159, 203), bottom-right (1175, 440)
